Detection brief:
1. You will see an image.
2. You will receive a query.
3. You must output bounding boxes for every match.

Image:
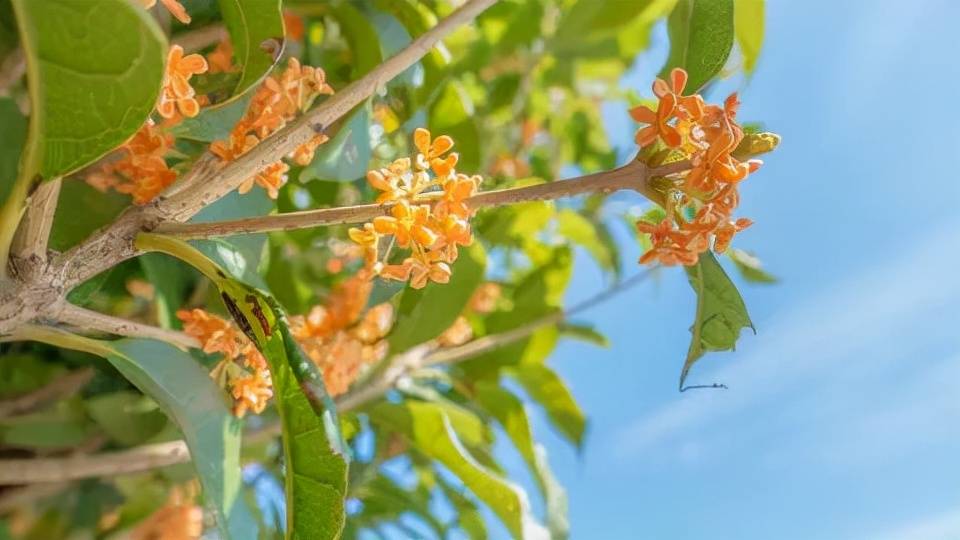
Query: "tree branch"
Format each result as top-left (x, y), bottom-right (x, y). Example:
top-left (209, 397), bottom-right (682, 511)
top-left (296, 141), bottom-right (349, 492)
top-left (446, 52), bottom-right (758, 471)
top-left (53, 0), bottom-right (499, 293)
top-left (57, 304), bottom-right (199, 349)
top-left (11, 178), bottom-right (60, 263)
top-left (152, 160), bottom-right (690, 239)
top-left (0, 269), bottom-right (652, 484)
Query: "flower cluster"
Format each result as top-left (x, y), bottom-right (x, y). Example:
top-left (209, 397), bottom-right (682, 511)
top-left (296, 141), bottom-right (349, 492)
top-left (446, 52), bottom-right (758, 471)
top-left (349, 128), bottom-right (482, 289)
top-left (85, 120), bottom-right (178, 204)
top-left (178, 272), bottom-right (393, 416)
top-left (630, 68), bottom-right (762, 266)
top-left (210, 58), bottom-right (335, 198)
top-left (158, 45), bottom-right (208, 121)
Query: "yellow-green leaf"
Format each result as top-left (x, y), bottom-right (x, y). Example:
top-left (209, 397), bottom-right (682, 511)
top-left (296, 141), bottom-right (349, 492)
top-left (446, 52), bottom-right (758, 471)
top-left (659, 0), bottom-right (735, 92)
top-left (734, 0), bottom-right (764, 74)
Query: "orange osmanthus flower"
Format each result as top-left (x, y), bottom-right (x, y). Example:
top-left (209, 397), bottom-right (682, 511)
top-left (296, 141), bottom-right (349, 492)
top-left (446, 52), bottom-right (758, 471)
top-left (86, 120), bottom-right (179, 205)
top-left (207, 40), bottom-right (235, 74)
top-left (140, 0), bottom-right (191, 25)
top-left (158, 45), bottom-right (208, 120)
top-left (130, 485), bottom-right (202, 540)
top-left (630, 68), bottom-right (768, 266)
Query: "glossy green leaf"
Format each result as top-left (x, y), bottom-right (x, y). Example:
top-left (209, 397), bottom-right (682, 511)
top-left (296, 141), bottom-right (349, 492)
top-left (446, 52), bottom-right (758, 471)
top-left (10, 0), bottom-right (165, 179)
top-left (216, 0), bottom-right (283, 104)
top-left (49, 180), bottom-right (128, 251)
top-left (556, 209), bottom-right (616, 275)
top-left (367, 401), bottom-right (545, 539)
top-left (659, 0), bottom-right (735, 92)
top-left (429, 82), bottom-right (481, 172)
top-left (734, 0), bottom-right (764, 74)
top-left (0, 98), bottom-right (26, 204)
top-left (168, 93), bottom-right (253, 142)
top-left (389, 242), bottom-right (486, 353)
top-left (682, 251), bottom-right (754, 389)
top-left (106, 338), bottom-right (256, 540)
top-left (728, 248), bottom-right (777, 284)
top-left (474, 382), bottom-right (568, 539)
top-left (300, 103), bottom-right (372, 183)
top-left (508, 363), bottom-right (586, 449)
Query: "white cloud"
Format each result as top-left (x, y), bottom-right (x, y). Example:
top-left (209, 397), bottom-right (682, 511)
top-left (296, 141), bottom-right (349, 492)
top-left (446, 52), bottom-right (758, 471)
top-left (612, 218), bottom-right (960, 460)
top-left (874, 507), bottom-right (960, 540)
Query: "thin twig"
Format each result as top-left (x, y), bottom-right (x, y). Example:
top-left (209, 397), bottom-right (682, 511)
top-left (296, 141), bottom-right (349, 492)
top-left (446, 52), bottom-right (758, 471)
top-left (11, 179), bottom-right (60, 263)
top-left (153, 160), bottom-right (690, 239)
top-left (0, 367), bottom-right (95, 418)
top-left (57, 304), bottom-right (199, 349)
top-left (0, 441), bottom-right (189, 485)
top-left (171, 23), bottom-right (227, 52)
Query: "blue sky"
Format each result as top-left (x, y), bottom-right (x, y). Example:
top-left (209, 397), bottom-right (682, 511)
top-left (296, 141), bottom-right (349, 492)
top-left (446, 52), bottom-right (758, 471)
top-left (495, 0), bottom-right (960, 538)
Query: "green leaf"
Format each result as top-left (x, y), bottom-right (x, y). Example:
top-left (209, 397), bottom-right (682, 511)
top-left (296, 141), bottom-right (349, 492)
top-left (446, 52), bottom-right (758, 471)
top-left (373, 0), bottom-right (446, 100)
top-left (436, 474), bottom-right (488, 540)
top-left (368, 401), bottom-right (545, 539)
top-left (557, 322), bottom-right (610, 348)
top-left (49, 180), bottom-right (129, 251)
top-left (10, 0), bottom-right (166, 179)
top-left (508, 363), bottom-right (586, 449)
top-left (474, 382), bottom-right (568, 539)
top-left (216, 0), bottom-right (283, 104)
top-left (332, 2), bottom-right (384, 79)
top-left (85, 391), bottom-right (167, 446)
top-left (168, 93), bottom-right (253, 142)
top-left (728, 248), bottom-right (777, 284)
top-left (140, 254), bottom-right (195, 328)
top-left (299, 103), bottom-right (372, 183)
top-left (105, 339), bottom-right (256, 539)
top-left (682, 251), bottom-right (754, 389)
top-left (0, 98), bottom-right (26, 205)
top-left (0, 399), bottom-right (92, 449)
top-left (659, 0), bottom-right (735, 92)
top-left (556, 209), bottom-right (616, 275)
top-left (734, 0), bottom-right (764, 74)
top-left (429, 82), bottom-right (481, 172)
top-left (389, 242), bottom-right (486, 353)
top-left (0, 354), bottom-right (64, 399)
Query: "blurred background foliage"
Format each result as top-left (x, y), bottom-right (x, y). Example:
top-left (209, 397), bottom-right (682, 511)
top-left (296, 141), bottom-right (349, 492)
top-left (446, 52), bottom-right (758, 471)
top-left (0, 0), bottom-right (766, 538)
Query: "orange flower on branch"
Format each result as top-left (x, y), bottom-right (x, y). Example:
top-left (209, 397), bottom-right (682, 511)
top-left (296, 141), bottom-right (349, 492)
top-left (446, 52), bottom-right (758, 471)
top-left (130, 485), bottom-right (202, 540)
top-left (350, 129), bottom-right (482, 289)
top-left (630, 68), bottom-right (768, 266)
top-left (207, 40), bottom-right (235, 74)
top-left (86, 120), bottom-right (179, 205)
top-left (158, 45), bottom-right (208, 120)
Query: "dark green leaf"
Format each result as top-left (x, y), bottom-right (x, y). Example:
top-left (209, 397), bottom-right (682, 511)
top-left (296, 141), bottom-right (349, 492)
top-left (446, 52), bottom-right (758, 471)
top-left (332, 2), bottom-right (384, 79)
top-left (140, 254), bottom-right (195, 328)
top-left (107, 338), bottom-right (256, 540)
top-left (389, 242), bottom-right (486, 353)
top-left (0, 98), bottom-right (26, 205)
top-left (368, 401), bottom-right (544, 539)
top-left (373, 0), bottom-right (446, 101)
top-left (682, 251), bottom-right (754, 388)
top-left (0, 399), bottom-right (92, 449)
top-left (659, 0), bottom-right (735, 92)
top-left (216, 0), bottom-right (283, 104)
top-left (85, 391), bottom-right (167, 446)
top-left (0, 354), bottom-right (64, 399)
top-left (49, 181), bottom-right (128, 251)
top-left (10, 0), bottom-right (165, 179)
top-left (429, 82), bottom-right (481, 172)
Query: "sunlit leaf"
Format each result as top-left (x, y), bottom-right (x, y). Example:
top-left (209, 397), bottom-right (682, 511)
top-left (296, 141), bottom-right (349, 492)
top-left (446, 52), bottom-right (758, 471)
top-left (10, 0), bottom-right (165, 179)
top-left (0, 98), bottom-right (26, 204)
top-left (728, 248), bottom-right (777, 284)
top-left (659, 0), bottom-right (735, 92)
top-left (429, 82), bottom-right (481, 172)
top-left (332, 2), bottom-right (384, 79)
top-left (367, 401), bottom-right (545, 539)
top-left (734, 0), bottom-right (764, 74)
top-left (682, 251), bottom-right (754, 388)
top-left (557, 322), bottom-right (610, 348)
top-left (507, 363), bottom-right (586, 449)
top-left (556, 209), bottom-right (616, 276)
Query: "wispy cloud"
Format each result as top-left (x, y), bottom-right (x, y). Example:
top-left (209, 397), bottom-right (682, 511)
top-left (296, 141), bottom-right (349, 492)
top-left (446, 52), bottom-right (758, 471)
top-left (612, 218), bottom-right (960, 460)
